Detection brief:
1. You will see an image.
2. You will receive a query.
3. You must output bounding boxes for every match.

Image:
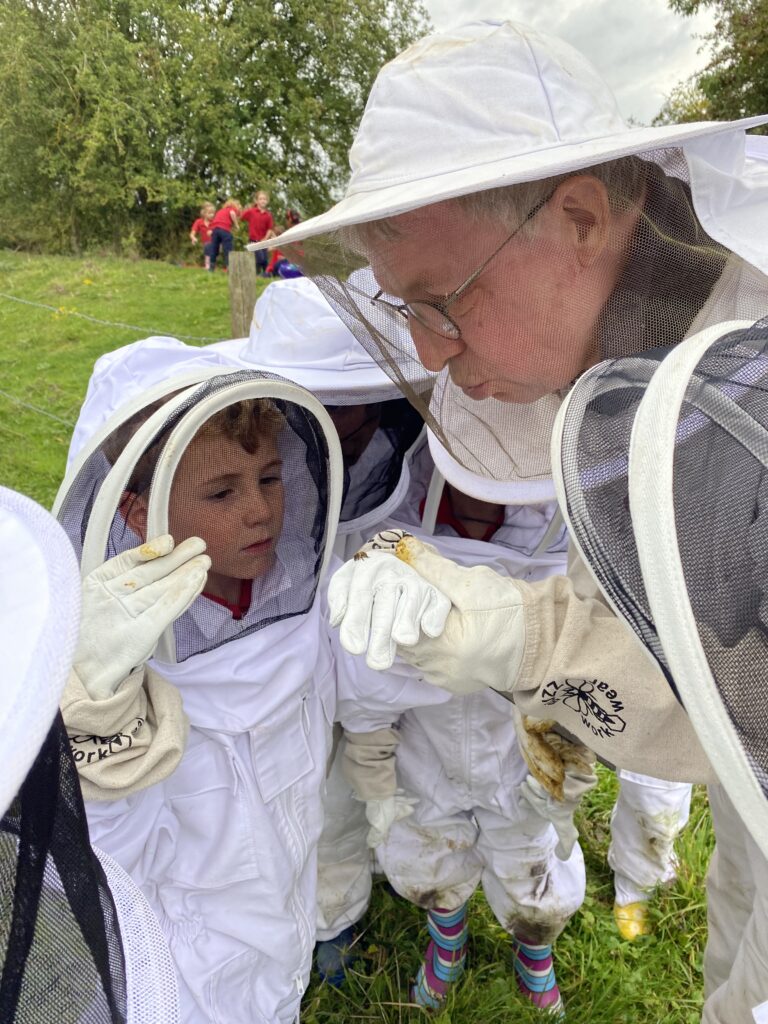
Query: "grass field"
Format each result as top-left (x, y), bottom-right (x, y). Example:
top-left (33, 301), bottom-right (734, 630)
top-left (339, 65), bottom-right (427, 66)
top-left (0, 249), bottom-right (270, 504)
top-left (0, 250), bottom-right (715, 1022)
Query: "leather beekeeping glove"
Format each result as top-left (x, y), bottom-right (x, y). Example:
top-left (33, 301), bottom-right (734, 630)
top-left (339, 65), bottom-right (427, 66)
top-left (391, 533), bottom-right (527, 694)
top-left (510, 707), bottom-right (597, 799)
top-left (328, 531), bottom-right (451, 671)
top-left (364, 792), bottom-right (419, 848)
top-left (519, 760), bottom-right (597, 860)
top-left (74, 535), bottom-right (210, 700)
top-left (341, 727), bottom-right (418, 848)
top-left (514, 712), bottom-right (597, 858)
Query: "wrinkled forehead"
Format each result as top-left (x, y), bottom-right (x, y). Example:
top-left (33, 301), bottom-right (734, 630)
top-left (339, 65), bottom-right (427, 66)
top-left (367, 199), bottom-right (493, 296)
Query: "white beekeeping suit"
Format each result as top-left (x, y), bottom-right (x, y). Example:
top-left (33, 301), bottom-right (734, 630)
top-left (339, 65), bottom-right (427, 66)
top-left (0, 486), bottom-right (180, 1024)
top-left (210, 277), bottom-right (428, 968)
top-left (343, 438), bottom-right (586, 953)
top-left (553, 318), bottom-right (768, 1022)
top-left (238, 20), bottom-right (768, 1018)
top-left (413, 367), bottom-right (695, 944)
top-left (609, 769), bottom-right (692, 939)
top-left (56, 347), bottom-right (346, 1024)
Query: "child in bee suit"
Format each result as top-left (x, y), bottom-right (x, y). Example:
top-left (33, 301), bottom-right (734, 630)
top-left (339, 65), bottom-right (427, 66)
top-left (210, 276), bottom-right (429, 983)
top-left (399, 370), bottom-right (695, 948)
top-left (332, 425), bottom-right (590, 1015)
top-left (55, 346), bottom-right (350, 1024)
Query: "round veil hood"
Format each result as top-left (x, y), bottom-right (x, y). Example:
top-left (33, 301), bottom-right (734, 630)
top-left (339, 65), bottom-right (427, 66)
top-left (56, 369), bottom-right (343, 665)
top-left (553, 317), bottom-right (768, 861)
top-left (427, 392), bottom-right (559, 505)
top-left (68, 336), bottom-right (242, 466)
top-left (0, 487), bottom-right (181, 1023)
top-left (0, 488), bottom-right (80, 814)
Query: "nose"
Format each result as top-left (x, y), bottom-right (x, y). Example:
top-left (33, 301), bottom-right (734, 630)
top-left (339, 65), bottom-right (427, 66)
top-left (409, 321), bottom-right (463, 374)
top-left (242, 483), bottom-right (273, 525)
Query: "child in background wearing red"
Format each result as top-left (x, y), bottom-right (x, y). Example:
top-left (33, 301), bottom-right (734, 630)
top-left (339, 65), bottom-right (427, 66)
top-left (209, 198), bottom-right (241, 272)
top-left (189, 203), bottom-right (215, 270)
top-left (265, 225), bottom-right (285, 276)
top-left (241, 191), bottom-right (275, 276)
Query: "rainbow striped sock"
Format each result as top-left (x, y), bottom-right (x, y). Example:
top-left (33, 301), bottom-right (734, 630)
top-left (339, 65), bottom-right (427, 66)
top-left (511, 937), bottom-right (564, 1016)
top-left (411, 904), bottom-right (469, 1009)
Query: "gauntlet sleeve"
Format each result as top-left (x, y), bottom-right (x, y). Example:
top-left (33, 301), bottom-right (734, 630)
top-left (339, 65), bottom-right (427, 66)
top-left (61, 664), bottom-right (189, 800)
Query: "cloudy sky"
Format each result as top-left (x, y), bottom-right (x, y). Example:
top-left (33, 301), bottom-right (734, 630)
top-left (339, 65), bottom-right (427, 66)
top-left (421, 0), bottom-right (716, 124)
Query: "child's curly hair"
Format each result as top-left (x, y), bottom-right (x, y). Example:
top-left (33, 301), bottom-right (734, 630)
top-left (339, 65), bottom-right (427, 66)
top-left (103, 396), bottom-right (284, 497)
top-left (198, 398), bottom-right (284, 455)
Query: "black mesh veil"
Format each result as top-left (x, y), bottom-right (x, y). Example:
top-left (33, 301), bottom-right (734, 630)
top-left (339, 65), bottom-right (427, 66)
top-left (555, 317), bottom-right (768, 856)
top-left (331, 398), bottom-right (424, 531)
top-left (55, 371), bottom-right (340, 665)
top-left (553, 347), bottom-right (675, 693)
top-left (1, 717), bottom-right (127, 1023)
top-left (627, 318), bottom-right (768, 858)
top-left (0, 489), bottom-right (131, 1023)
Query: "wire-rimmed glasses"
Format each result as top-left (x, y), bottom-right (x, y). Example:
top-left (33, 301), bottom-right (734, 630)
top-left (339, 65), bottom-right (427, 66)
top-left (370, 192), bottom-right (552, 341)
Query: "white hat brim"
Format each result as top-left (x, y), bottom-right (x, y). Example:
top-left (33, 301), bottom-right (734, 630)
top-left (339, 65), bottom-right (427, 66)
top-left (208, 338), bottom-right (404, 402)
top-left (248, 115), bottom-right (768, 251)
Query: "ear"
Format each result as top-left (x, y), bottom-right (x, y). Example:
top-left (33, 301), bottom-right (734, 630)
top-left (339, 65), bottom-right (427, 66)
top-left (118, 491), bottom-right (148, 541)
top-left (549, 175), bottom-right (612, 268)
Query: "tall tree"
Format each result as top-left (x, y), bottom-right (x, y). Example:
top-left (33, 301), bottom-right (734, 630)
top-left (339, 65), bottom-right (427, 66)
top-left (0, 0), bottom-right (430, 255)
top-left (655, 0), bottom-right (768, 125)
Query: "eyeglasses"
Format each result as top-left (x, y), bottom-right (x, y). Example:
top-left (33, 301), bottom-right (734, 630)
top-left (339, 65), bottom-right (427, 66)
top-left (370, 192), bottom-right (552, 341)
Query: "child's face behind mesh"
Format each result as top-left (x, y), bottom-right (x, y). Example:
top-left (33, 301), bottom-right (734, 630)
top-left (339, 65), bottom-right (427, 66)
top-left (168, 428), bottom-right (284, 597)
top-left (325, 403), bottom-right (382, 465)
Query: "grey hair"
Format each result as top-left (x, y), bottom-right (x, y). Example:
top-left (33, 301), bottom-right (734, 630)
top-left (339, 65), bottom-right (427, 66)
top-left (339, 154), bottom-right (651, 253)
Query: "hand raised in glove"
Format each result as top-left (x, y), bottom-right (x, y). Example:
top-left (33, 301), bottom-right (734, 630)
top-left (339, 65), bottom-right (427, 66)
top-left (364, 791), bottom-right (418, 848)
top-left (328, 530), bottom-right (451, 671)
top-left (74, 535), bottom-right (210, 700)
top-left (388, 533), bottom-right (528, 694)
top-left (516, 724), bottom-right (597, 859)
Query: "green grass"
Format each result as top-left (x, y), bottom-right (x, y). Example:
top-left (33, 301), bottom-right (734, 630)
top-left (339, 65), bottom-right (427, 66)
top-left (303, 771), bottom-right (713, 1023)
top-left (0, 251), bottom-right (715, 1022)
top-left (0, 249), bottom-right (269, 504)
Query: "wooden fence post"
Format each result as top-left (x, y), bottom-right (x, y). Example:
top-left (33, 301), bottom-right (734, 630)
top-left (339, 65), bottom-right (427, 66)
top-left (228, 251), bottom-right (258, 338)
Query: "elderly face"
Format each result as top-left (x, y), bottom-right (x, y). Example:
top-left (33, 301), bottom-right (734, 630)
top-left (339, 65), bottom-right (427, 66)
top-left (370, 179), bottom-right (632, 403)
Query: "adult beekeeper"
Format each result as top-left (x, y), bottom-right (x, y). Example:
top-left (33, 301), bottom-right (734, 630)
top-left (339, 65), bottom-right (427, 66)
top-left (248, 19), bottom-right (768, 782)
top-left (247, 21), bottom-right (768, 1020)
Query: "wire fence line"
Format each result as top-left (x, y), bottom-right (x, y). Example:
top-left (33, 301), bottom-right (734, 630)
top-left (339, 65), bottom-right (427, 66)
top-left (0, 289), bottom-right (229, 428)
top-left (0, 291), bottom-right (227, 343)
top-left (0, 387), bottom-right (75, 428)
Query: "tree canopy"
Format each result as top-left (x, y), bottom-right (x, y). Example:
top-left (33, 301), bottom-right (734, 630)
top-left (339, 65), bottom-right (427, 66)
top-left (0, 0), bottom-right (430, 256)
top-left (655, 0), bottom-right (768, 126)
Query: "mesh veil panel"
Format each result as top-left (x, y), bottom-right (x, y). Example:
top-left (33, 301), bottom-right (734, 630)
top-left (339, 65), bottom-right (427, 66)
top-left (1, 716), bottom-right (127, 1023)
top-left (58, 371), bottom-right (332, 664)
top-left (291, 150), bottom-right (768, 480)
top-left (666, 323), bottom-right (768, 797)
top-left (94, 851), bottom-right (179, 1024)
top-left (557, 349), bottom-right (675, 691)
top-left (150, 379), bottom-right (332, 661)
top-left (56, 380), bottom-right (211, 566)
top-left (328, 398), bottom-right (423, 527)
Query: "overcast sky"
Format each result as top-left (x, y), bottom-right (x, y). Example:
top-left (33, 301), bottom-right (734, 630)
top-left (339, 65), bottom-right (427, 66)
top-left (421, 0), bottom-right (716, 125)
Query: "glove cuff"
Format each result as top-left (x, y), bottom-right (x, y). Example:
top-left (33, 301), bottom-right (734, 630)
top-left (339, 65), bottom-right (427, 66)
top-left (342, 728), bottom-right (399, 801)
